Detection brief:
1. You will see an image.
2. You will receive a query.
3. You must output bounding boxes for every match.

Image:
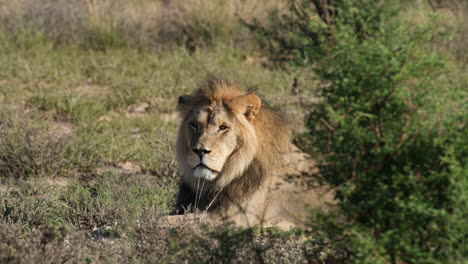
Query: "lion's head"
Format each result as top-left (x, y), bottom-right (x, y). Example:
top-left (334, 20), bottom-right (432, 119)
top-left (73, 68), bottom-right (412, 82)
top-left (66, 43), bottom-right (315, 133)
top-left (174, 77), bottom-right (333, 227)
top-left (175, 75), bottom-right (291, 211)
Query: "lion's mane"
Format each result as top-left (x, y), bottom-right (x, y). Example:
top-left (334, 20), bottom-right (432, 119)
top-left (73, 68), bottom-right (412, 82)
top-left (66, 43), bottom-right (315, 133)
top-left (175, 75), bottom-right (292, 213)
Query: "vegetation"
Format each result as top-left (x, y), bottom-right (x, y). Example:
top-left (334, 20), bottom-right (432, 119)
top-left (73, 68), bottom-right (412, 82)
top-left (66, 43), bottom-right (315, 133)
top-left (248, 0), bottom-right (467, 263)
top-left (0, 0), bottom-right (466, 263)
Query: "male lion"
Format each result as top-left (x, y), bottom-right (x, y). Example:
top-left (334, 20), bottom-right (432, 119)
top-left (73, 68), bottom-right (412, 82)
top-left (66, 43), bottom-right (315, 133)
top-left (174, 75), bottom-right (332, 229)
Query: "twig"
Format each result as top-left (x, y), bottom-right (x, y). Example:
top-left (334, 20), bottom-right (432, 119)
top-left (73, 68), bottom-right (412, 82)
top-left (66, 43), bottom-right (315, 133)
top-left (320, 118), bottom-right (336, 131)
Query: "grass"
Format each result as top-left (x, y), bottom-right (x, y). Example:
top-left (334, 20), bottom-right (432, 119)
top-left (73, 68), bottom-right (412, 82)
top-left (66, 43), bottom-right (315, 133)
top-left (0, 0), bottom-right (466, 263)
top-left (0, 0), bottom-right (287, 50)
top-left (0, 39), bottom-right (303, 178)
top-left (0, 26), bottom-right (325, 264)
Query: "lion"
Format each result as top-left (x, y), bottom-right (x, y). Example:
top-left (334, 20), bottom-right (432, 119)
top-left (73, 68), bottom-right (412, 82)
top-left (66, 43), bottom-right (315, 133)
top-left (174, 75), bottom-right (333, 229)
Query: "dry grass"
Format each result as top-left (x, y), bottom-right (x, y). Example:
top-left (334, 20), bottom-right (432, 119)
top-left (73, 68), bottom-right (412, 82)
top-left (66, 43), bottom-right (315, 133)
top-left (0, 114), bottom-right (69, 181)
top-left (0, 6), bottom-right (320, 260)
top-left (0, 167), bottom-right (345, 263)
top-left (0, 222), bottom-right (89, 264)
top-left (0, 0), bottom-right (286, 50)
top-left (404, 0), bottom-right (468, 66)
top-left (1, 1), bottom-right (464, 263)
top-left (0, 213), bottom-right (348, 264)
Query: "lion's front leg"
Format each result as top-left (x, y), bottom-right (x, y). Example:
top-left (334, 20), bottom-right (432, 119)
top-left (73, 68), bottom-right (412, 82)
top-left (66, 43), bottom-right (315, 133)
top-left (173, 183), bottom-right (196, 214)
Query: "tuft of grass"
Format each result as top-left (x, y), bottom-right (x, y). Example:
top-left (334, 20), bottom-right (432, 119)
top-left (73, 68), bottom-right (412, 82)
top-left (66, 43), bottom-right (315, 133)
top-left (1, 172), bottom-right (176, 229)
top-left (0, 114), bottom-right (69, 180)
top-left (134, 221), bottom-right (348, 263)
top-left (0, 222), bottom-right (92, 264)
top-left (60, 171), bottom-right (176, 229)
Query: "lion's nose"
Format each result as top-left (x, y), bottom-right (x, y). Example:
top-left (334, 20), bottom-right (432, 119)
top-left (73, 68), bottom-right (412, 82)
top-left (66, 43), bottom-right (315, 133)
top-left (192, 148), bottom-right (211, 158)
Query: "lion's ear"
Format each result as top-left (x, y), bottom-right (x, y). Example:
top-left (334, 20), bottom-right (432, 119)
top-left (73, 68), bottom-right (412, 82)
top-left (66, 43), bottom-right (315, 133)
top-left (177, 95), bottom-right (193, 115)
top-left (178, 95), bottom-right (191, 105)
top-left (231, 93), bottom-right (261, 122)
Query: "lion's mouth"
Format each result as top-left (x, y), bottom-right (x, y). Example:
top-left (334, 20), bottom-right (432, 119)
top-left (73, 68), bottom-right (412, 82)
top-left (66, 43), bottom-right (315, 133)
top-left (194, 164), bottom-right (220, 175)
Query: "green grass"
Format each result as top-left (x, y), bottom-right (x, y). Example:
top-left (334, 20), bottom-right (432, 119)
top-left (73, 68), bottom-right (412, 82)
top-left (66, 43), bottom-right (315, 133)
top-left (0, 34), bottom-right (327, 263)
top-left (0, 38), bottom-right (298, 176)
top-left (0, 1), bottom-right (466, 262)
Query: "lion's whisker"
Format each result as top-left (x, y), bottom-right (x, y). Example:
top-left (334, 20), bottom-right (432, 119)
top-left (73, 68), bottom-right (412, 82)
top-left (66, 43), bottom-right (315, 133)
top-left (194, 176), bottom-right (201, 211)
top-left (205, 187), bottom-right (223, 212)
top-left (197, 177), bottom-right (206, 209)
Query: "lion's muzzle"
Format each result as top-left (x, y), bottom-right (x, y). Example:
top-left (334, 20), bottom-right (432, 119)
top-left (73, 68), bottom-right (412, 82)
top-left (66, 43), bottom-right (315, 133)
top-left (192, 147), bottom-right (211, 158)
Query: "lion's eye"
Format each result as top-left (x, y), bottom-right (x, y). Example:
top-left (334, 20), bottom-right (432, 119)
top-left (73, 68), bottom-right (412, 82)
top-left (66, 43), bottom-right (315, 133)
top-left (190, 122), bottom-right (198, 130)
top-left (219, 125), bottom-right (228, 131)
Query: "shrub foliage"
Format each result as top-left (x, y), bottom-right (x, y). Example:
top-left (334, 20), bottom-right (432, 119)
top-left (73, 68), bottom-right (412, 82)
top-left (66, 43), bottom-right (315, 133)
top-left (249, 0), bottom-right (467, 263)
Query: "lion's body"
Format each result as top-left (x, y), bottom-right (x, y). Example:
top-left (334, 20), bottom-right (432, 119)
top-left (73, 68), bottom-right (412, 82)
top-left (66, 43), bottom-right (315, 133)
top-left (174, 76), bottom-right (332, 229)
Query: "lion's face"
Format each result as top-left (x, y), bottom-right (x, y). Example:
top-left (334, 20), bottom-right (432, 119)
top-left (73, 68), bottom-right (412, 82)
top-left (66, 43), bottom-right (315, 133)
top-left (186, 102), bottom-right (239, 180)
top-left (176, 91), bottom-right (261, 189)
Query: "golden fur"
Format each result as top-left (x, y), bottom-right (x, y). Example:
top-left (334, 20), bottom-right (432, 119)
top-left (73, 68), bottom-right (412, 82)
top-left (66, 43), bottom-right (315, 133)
top-left (174, 75), bottom-right (333, 229)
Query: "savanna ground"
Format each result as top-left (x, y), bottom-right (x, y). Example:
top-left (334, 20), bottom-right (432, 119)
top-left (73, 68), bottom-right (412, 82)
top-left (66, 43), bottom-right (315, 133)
top-left (0, 0), bottom-right (466, 263)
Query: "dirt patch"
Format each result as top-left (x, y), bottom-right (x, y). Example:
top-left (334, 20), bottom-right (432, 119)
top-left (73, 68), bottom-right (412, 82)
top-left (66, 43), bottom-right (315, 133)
top-left (0, 184), bottom-right (14, 193)
top-left (116, 161), bottom-right (142, 174)
top-left (281, 144), bottom-right (335, 201)
top-left (281, 145), bottom-right (316, 176)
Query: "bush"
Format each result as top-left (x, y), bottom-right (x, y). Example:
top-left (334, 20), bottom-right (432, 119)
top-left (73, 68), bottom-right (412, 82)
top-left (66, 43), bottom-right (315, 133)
top-left (249, 0), bottom-right (467, 263)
